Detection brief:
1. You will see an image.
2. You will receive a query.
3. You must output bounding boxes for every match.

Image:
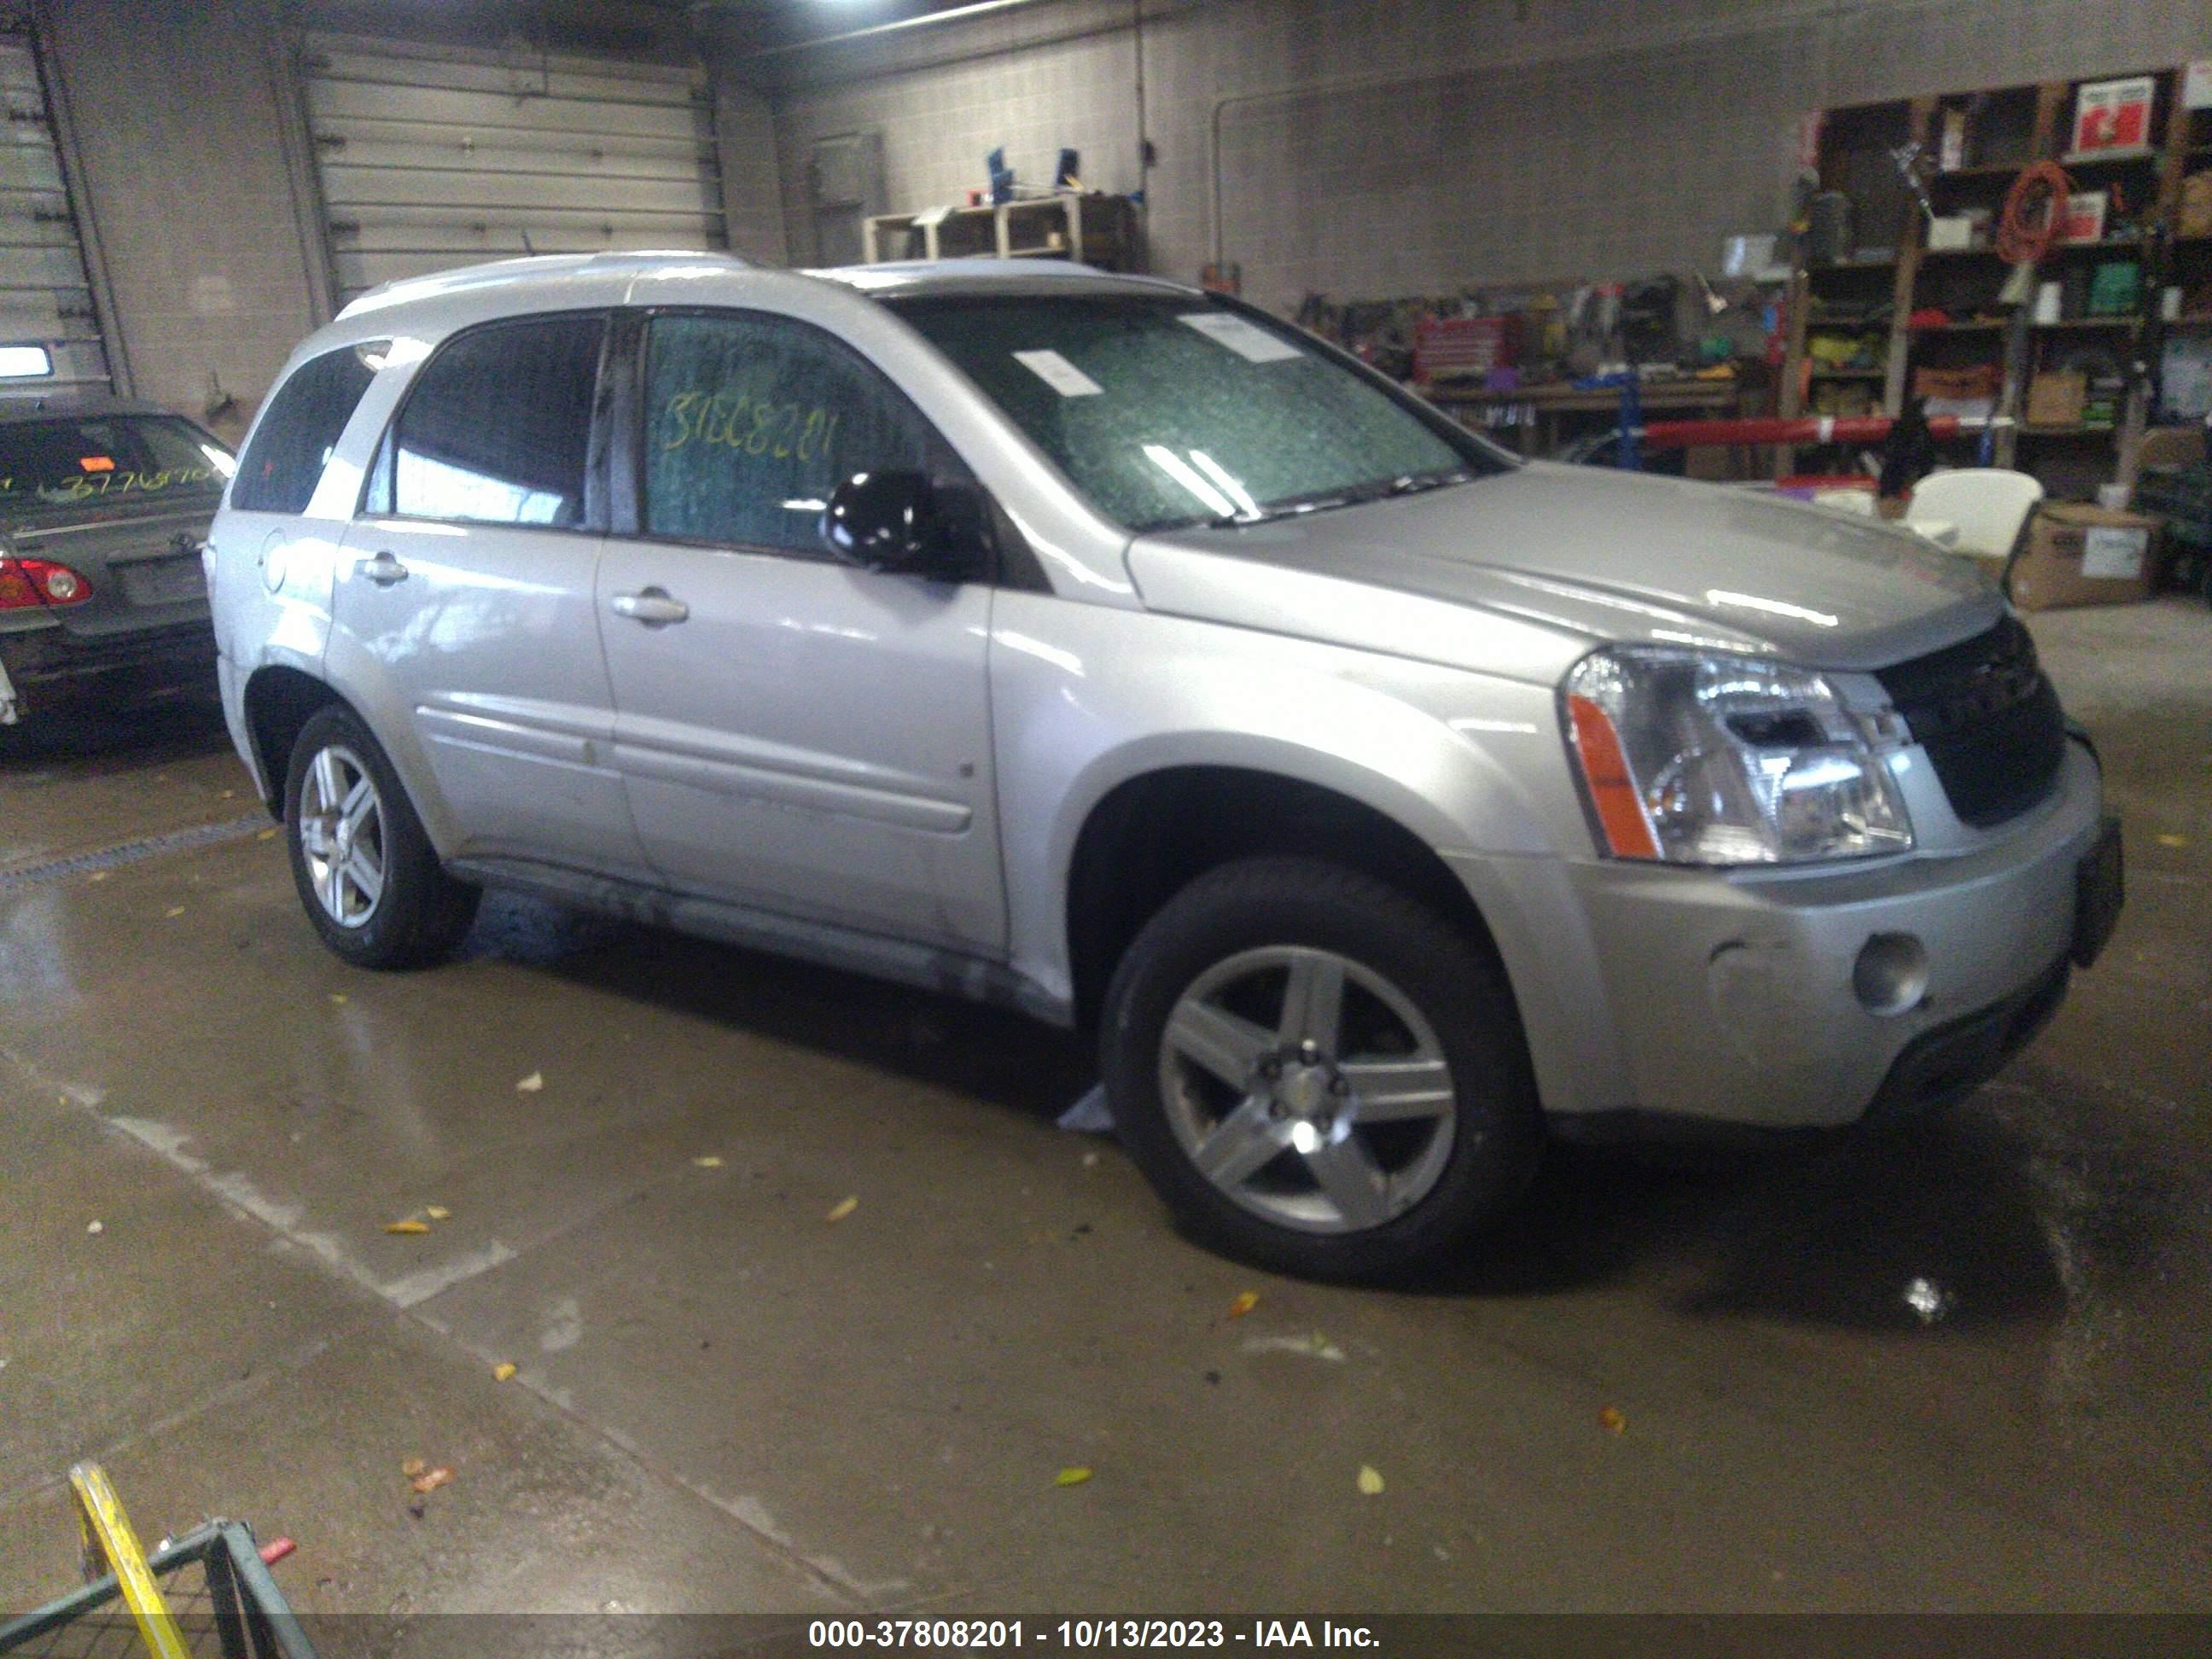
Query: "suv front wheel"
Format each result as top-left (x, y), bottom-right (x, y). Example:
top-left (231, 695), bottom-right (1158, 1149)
top-left (1101, 858), bottom-right (1541, 1281)
top-left (283, 705), bottom-right (480, 969)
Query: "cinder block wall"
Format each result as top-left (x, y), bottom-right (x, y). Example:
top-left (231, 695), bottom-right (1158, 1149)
top-left (37, 0), bottom-right (323, 440)
top-left (759, 0), bottom-right (2211, 311)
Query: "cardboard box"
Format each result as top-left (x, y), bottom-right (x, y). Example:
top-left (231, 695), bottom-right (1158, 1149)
top-left (2060, 190), bottom-right (2108, 242)
top-left (2025, 370), bottom-right (2087, 426)
top-left (2181, 172), bottom-right (2212, 239)
top-left (2010, 503), bottom-right (2157, 611)
top-left (1927, 213), bottom-right (1977, 251)
top-left (2070, 75), bottom-right (2154, 154)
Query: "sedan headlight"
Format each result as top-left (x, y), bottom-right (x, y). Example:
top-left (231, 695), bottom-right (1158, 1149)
top-left (1563, 647), bottom-right (1912, 864)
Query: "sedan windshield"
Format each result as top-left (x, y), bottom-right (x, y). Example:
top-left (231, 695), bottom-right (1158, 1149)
top-left (0, 414), bottom-right (234, 518)
top-left (888, 292), bottom-right (1507, 533)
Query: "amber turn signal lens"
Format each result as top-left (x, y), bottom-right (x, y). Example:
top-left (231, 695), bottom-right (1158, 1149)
top-left (1566, 693), bottom-right (1660, 859)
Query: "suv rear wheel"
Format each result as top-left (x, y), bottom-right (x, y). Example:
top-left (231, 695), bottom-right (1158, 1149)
top-left (1101, 858), bottom-right (1540, 1281)
top-left (283, 705), bottom-right (479, 969)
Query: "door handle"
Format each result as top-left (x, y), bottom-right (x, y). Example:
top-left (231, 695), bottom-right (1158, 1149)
top-left (360, 550), bottom-right (410, 586)
top-left (609, 587), bottom-right (690, 626)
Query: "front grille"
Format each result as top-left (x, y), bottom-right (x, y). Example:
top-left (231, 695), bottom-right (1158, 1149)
top-left (1875, 614), bottom-right (2065, 829)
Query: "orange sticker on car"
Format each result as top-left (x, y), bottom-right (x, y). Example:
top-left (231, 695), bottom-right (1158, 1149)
top-left (79, 456), bottom-right (114, 472)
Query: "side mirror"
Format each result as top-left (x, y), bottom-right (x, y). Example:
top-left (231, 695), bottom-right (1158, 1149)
top-left (822, 470), bottom-right (940, 573)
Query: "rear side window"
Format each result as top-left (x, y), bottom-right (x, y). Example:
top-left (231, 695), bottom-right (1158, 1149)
top-left (230, 343), bottom-right (382, 513)
top-left (382, 313), bottom-right (606, 527)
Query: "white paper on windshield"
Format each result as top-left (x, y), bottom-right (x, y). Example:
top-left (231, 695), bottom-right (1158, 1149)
top-left (1178, 311), bottom-right (1304, 363)
top-left (1013, 349), bottom-right (1103, 397)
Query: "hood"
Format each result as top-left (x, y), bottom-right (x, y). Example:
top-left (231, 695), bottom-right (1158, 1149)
top-left (1127, 463), bottom-right (2003, 674)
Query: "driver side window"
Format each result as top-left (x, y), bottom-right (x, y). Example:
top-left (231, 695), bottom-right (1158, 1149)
top-left (642, 311), bottom-right (937, 556)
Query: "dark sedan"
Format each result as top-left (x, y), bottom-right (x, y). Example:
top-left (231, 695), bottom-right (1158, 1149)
top-left (0, 399), bottom-right (232, 730)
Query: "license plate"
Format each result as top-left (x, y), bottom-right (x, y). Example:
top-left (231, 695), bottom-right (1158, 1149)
top-left (2073, 817), bottom-right (2124, 969)
top-left (119, 555), bottom-right (207, 608)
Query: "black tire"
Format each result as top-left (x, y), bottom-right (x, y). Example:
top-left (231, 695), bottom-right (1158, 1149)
top-left (282, 704), bottom-right (478, 969)
top-left (1101, 857), bottom-right (1542, 1282)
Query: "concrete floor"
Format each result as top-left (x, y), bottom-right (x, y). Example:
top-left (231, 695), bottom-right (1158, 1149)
top-left (1, 600), bottom-right (2207, 1620)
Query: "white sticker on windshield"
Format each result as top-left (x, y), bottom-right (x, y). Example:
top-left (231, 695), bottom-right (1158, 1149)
top-left (1013, 349), bottom-right (1103, 397)
top-left (1178, 311), bottom-right (1304, 363)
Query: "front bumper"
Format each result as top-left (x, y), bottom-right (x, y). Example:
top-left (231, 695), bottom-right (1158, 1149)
top-left (1458, 737), bottom-right (2110, 1133)
top-left (0, 618), bottom-right (216, 724)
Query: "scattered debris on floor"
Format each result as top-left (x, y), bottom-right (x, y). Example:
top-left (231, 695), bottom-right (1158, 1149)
top-left (1226, 1290), bottom-right (1260, 1319)
top-left (401, 1458), bottom-right (424, 1477)
top-left (1903, 1277), bottom-right (1954, 1324)
top-left (86, 871), bottom-right (107, 883)
top-left (164, 906), bottom-right (184, 918)
top-left (691, 1155), bottom-right (724, 1168)
top-left (1357, 1464), bottom-right (1385, 1496)
top-left (409, 1464), bottom-right (454, 1495)
top-left (424, 1205), bottom-right (450, 1221)
top-left (1600, 1407), bottom-right (1627, 1435)
top-left (1054, 1466), bottom-right (1092, 1487)
top-left (826, 1196), bottom-right (859, 1223)
top-left (492, 1362), bottom-right (516, 1382)
top-left (2156, 833), bottom-right (2188, 848)
top-left (1081, 1150), bottom-right (1100, 1168)
top-left (1057, 1085), bottom-right (1114, 1133)
top-left (381, 1218), bottom-right (430, 1236)
top-left (256, 830), bottom-right (276, 842)
top-left (515, 1072), bottom-right (544, 1093)
top-left (85, 1220), bottom-right (103, 1236)
top-left (1242, 1332), bottom-right (1346, 1362)
top-left (328, 992), bottom-right (346, 1004)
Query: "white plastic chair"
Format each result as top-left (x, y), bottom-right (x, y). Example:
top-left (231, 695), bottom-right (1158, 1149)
top-left (1905, 469), bottom-right (2046, 561)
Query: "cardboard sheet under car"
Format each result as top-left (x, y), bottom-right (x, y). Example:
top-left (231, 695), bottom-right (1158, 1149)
top-left (2008, 502), bottom-right (2158, 612)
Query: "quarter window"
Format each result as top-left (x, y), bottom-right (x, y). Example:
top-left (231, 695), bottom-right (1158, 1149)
top-left (387, 313), bottom-right (606, 527)
top-left (231, 342), bottom-right (383, 514)
top-left (643, 311), bottom-right (934, 555)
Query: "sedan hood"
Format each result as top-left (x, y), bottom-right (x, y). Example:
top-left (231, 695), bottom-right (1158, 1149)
top-left (1127, 463), bottom-right (2003, 674)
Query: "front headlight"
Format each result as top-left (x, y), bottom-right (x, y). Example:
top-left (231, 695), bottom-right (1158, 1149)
top-left (1563, 647), bottom-right (1912, 864)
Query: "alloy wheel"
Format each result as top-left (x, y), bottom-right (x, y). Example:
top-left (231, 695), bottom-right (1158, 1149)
top-left (296, 743), bottom-right (385, 928)
top-left (1156, 945), bottom-right (1460, 1234)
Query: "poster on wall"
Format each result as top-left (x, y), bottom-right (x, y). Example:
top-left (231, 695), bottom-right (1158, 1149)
top-left (2186, 61), bottom-right (2212, 111)
top-left (2070, 76), bottom-right (2155, 154)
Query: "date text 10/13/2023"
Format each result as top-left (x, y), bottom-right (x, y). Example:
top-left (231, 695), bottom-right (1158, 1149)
top-left (806, 1621), bottom-right (1384, 1650)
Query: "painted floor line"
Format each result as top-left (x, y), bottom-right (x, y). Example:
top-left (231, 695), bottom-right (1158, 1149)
top-left (72, 1097), bottom-right (874, 1604)
top-left (0, 815), bottom-right (270, 893)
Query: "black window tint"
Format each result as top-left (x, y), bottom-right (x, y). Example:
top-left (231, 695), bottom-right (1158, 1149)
top-left (231, 344), bottom-right (381, 513)
top-left (643, 311), bottom-right (932, 553)
top-left (393, 313), bottom-right (605, 527)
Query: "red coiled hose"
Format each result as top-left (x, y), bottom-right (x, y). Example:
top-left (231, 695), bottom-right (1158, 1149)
top-left (1995, 160), bottom-right (2074, 264)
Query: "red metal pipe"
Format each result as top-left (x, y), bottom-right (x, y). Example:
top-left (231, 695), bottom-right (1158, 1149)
top-left (259, 1537), bottom-right (295, 1566)
top-left (1639, 415), bottom-right (1970, 449)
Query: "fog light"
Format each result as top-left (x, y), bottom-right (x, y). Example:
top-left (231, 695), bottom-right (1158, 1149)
top-left (1854, 933), bottom-right (1928, 1016)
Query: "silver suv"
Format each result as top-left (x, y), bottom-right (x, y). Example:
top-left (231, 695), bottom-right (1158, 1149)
top-left (207, 253), bottom-right (2122, 1280)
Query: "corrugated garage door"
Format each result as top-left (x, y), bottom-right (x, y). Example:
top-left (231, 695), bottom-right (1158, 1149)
top-left (302, 33), bottom-right (726, 309)
top-left (0, 30), bottom-right (111, 399)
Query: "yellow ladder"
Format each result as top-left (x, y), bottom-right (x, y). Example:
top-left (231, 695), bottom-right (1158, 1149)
top-left (67, 1462), bottom-right (191, 1659)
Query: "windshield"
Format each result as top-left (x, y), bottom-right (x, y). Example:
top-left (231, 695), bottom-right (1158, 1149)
top-left (0, 414), bottom-right (234, 518)
top-left (888, 293), bottom-right (1506, 533)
